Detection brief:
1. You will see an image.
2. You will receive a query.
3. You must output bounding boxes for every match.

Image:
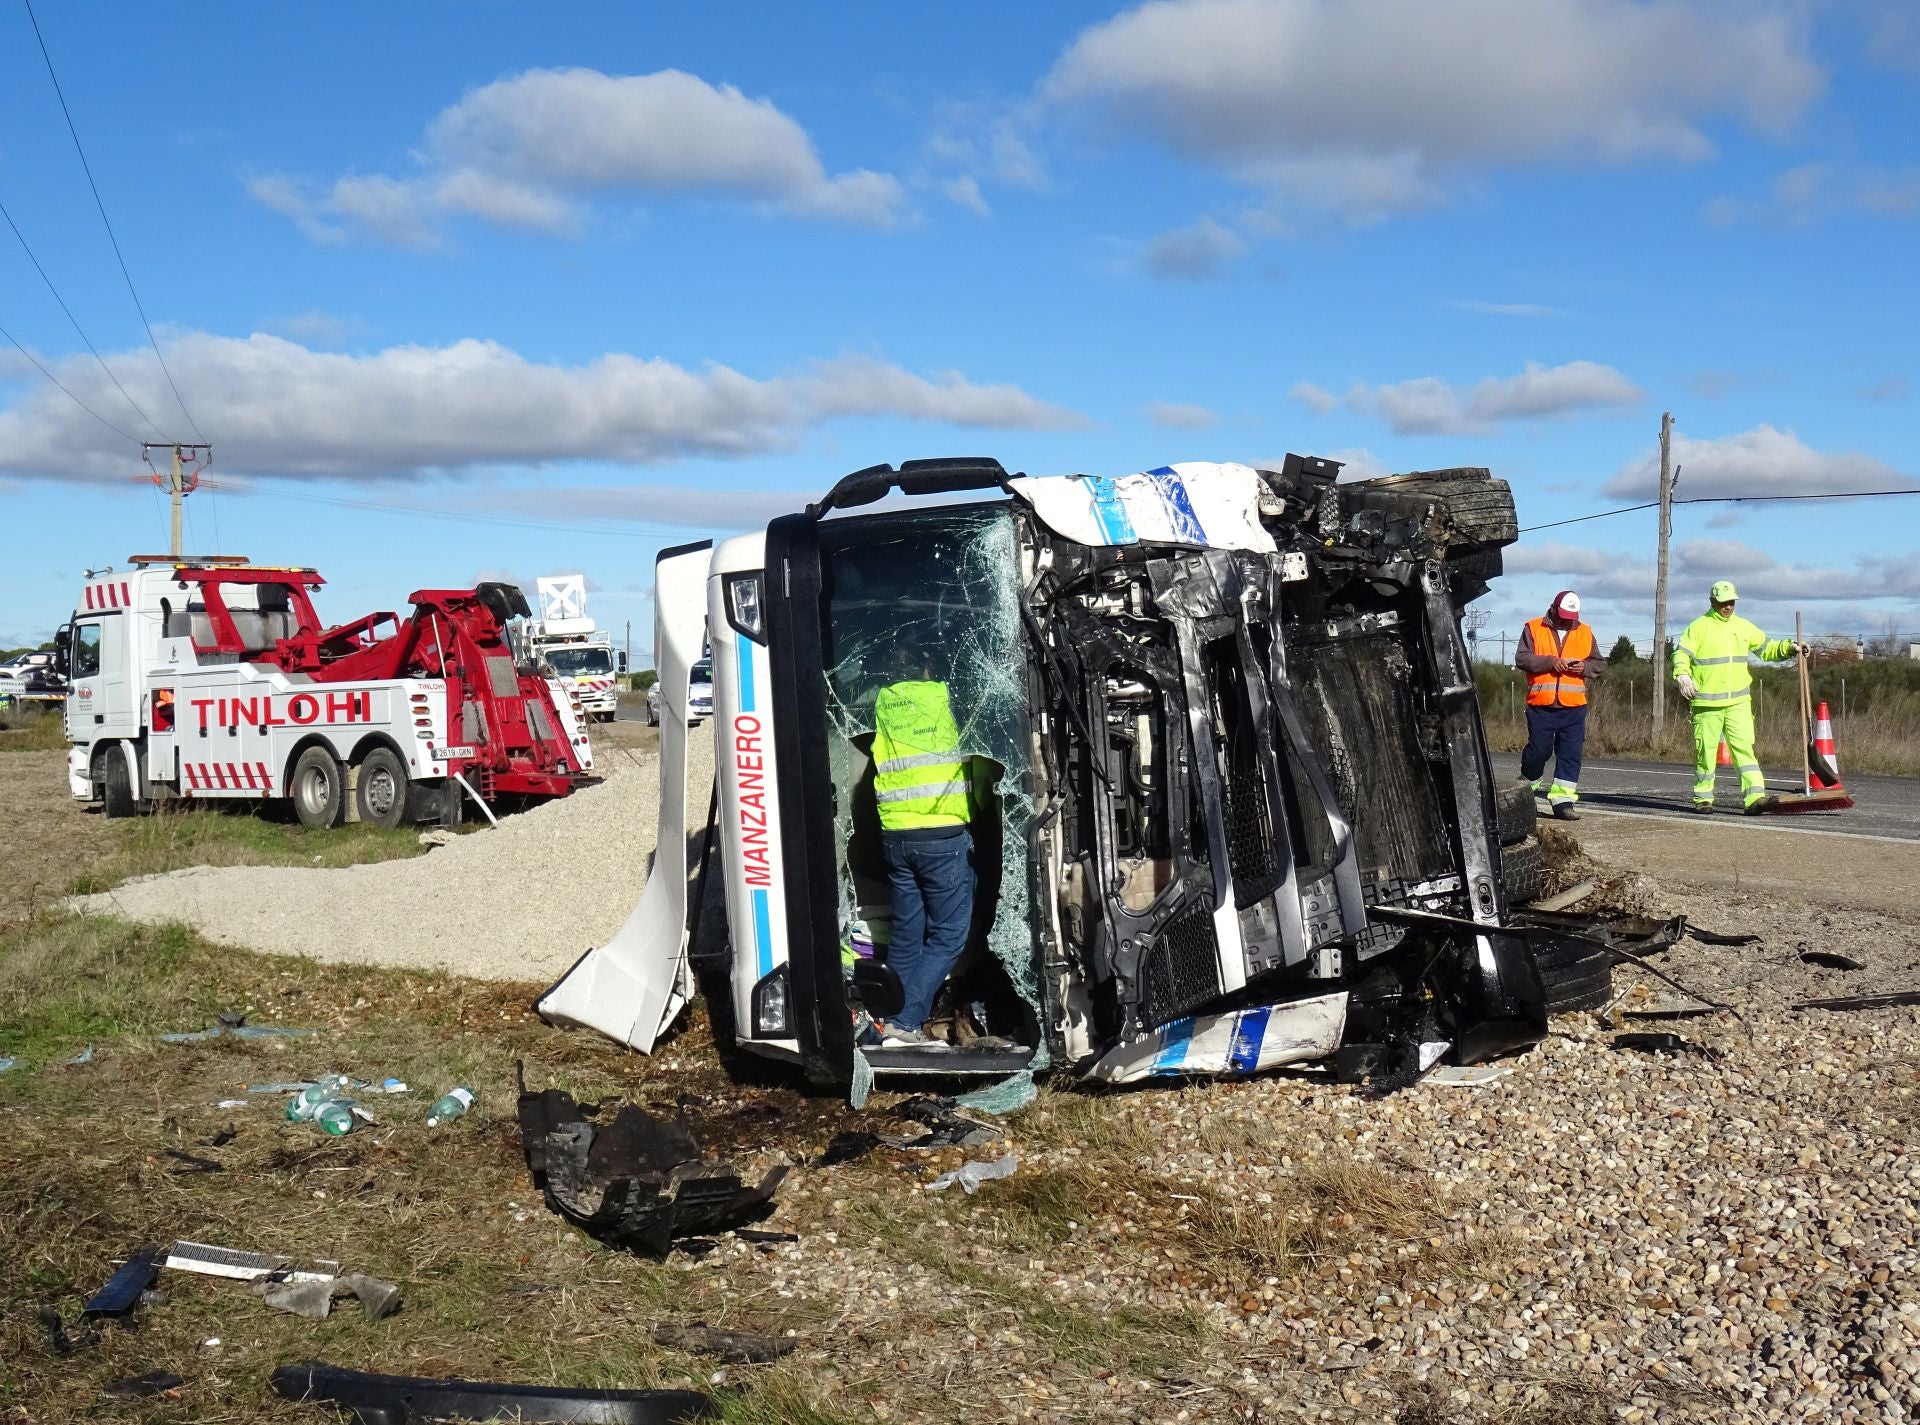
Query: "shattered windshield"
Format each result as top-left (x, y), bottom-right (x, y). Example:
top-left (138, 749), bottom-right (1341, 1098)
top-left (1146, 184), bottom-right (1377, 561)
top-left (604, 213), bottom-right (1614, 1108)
top-left (818, 505), bottom-right (1043, 1058)
top-left (544, 646), bottom-right (614, 676)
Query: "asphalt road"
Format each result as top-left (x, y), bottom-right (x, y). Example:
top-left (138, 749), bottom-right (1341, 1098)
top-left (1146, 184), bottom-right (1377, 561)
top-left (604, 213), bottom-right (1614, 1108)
top-left (1490, 750), bottom-right (1920, 842)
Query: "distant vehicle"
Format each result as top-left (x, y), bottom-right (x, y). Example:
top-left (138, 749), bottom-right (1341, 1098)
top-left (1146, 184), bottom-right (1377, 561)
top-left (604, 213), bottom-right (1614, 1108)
top-left (0, 650), bottom-right (56, 684)
top-left (523, 574), bottom-right (621, 723)
top-left (58, 556), bottom-right (592, 825)
top-left (646, 657), bottom-right (712, 726)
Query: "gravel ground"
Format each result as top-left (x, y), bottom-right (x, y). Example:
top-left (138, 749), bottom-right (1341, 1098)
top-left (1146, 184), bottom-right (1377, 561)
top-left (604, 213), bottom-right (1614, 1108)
top-left (68, 728), bottom-right (709, 979)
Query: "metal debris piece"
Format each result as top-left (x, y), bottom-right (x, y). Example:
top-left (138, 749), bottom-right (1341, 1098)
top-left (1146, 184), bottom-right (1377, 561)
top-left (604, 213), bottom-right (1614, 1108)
top-left (733, 1229), bottom-right (799, 1246)
top-left (925, 1154), bottom-right (1018, 1194)
top-left (1683, 924), bottom-right (1762, 947)
top-left (1532, 880), bottom-right (1596, 913)
top-left (83, 1247), bottom-right (162, 1322)
top-left (164, 1240), bottom-right (340, 1283)
top-left (270, 1360), bottom-right (715, 1423)
top-left (1797, 948), bottom-right (1865, 972)
top-left (101, 1370), bottom-right (183, 1400)
top-left (653, 1322), bottom-right (796, 1364)
top-left (1793, 991), bottom-right (1920, 1013)
top-left (260, 1278), bottom-right (334, 1321)
top-left (895, 1096), bottom-right (1006, 1149)
top-left (516, 1087), bottom-right (788, 1257)
top-left (1612, 1032), bottom-right (1723, 1060)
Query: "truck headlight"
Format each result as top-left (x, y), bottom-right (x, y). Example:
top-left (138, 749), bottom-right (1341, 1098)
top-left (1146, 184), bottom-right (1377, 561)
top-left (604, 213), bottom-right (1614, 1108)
top-left (725, 572), bottom-right (764, 643)
top-left (751, 963), bottom-right (790, 1036)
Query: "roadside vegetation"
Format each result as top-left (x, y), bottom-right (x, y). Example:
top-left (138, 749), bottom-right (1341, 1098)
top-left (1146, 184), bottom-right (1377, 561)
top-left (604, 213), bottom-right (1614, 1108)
top-left (1476, 655), bottom-right (1920, 776)
top-left (0, 702), bottom-right (68, 753)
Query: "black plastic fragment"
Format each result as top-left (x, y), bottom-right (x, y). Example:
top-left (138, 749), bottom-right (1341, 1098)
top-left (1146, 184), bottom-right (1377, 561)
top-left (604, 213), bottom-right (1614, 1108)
top-left (164, 1149), bottom-right (224, 1174)
top-left (1684, 924), bottom-right (1762, 947)
top-left (517, 1087), bottom-right (787, 1257)
top-left (1797, 948), bottom-right (1865, 972)
top-left (206, 1126), bottom-right (238, 1147)
top-left (653, 1322), bottom-right (796, 1364)
top-left (813, 1131), bottom-right (879, 1167)
top-left (1612, 1032), bottom-right (1722, 1060)
top-left (102, 1370), bottom-right (183, 1400)
top-left (271, 1360), bottom-right (714, 1424)
top-left (1793, 991), bottom-right (1920, 1012)
top-left (83, 1246), bottom-right (161, 1321)
top-left (38, 1304), bottom-right (79, 1355)
top-left (733, 1228), bottom-right (800, 1245)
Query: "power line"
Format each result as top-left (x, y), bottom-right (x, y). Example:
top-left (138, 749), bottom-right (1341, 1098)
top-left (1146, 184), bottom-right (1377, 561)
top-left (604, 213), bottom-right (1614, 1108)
top-left (0, 195), bottom-right (164, 437)
top-left (22, 0), bottom-right (205, 443)
top-left (0, 314), bottom-right (144, 443)
top-left (1520, 487), bottom-right (1920, 534)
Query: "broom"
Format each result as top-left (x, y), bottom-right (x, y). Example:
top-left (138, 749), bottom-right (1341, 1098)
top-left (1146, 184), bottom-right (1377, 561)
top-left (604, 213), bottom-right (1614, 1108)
top-left (1763, 610), bottom-right (1853, 813)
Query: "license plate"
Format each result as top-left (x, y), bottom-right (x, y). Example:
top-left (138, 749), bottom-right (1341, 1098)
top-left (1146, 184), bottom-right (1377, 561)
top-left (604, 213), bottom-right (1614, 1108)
top-left (432, 745), bottom-right (477, 760)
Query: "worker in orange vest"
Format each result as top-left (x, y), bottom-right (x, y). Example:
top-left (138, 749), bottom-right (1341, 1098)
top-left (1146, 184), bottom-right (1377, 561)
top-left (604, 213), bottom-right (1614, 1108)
top-left (1514, 590), bottom-right (1605, 820)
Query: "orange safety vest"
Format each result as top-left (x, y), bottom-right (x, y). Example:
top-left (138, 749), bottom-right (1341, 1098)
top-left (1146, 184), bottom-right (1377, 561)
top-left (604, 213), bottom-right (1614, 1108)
top-left (1524, 618), bottom-right (1595, 708)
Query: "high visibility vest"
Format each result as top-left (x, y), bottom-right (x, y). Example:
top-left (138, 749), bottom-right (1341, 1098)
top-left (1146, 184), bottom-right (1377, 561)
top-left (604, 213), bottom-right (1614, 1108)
top-left (872, 680), bottom-right (971, 831)
top-left (1672, 612), bottom-right (1796, 706)
top-left (1523, 618), bottom-right (1595, 708)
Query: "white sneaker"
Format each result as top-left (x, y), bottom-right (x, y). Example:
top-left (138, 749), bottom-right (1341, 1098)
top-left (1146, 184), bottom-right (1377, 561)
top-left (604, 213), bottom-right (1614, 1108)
top-left (880, 1025), bottom-right (947, 1049)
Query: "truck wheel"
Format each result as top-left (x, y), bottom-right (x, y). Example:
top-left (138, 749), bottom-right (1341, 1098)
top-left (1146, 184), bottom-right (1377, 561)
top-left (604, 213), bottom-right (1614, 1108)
top-left (1533, 937), bottom-right (1615, 1015)
top-left (1500, 836), bottom-right (1545, 905)
top-left (354, 747), bottom-right (408, 829)
top-left (1495, 781), bottom-right (1537, 847)
top-left (290, 746), bottom-right (345, 829)
top-left (102, 747), bottom-right (137, 819)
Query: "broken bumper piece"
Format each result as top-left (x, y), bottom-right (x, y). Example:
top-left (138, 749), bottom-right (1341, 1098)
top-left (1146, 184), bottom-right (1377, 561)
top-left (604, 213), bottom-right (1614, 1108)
top-left (271, 1361), bottom-right (714, 1424)
top-left (1086, 992), bottom-right (1348, 1084)
top-left (517, 1088), bottom-right (787, 1257)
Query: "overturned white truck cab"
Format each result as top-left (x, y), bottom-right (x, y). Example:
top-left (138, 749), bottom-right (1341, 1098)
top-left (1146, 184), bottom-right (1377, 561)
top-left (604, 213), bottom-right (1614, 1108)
top-left (541, 456), bottom-right (1602, 1095)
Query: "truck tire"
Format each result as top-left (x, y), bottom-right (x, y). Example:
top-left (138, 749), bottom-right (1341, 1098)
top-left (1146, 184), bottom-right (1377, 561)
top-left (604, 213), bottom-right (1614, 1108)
top-left (1495, 781), bottom-right (1537, 847)
top-left (102, 746), bottom-right (137, 819)
top-left (1533, 937), bottom-right (1615, 1015)
top-left (354, 747), bottom-right (408, 829)
top-left (290, 746), bottom-right (345, 829)
top-left (1346, 468), bottom-right (1519, 551)
top-left (1500, 836), bottom-right (1544, 905)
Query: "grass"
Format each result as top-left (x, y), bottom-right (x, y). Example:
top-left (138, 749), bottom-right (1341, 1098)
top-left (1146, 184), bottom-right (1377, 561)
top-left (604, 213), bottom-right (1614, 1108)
top-left (0, 703), bottom-right (68, 752)
top-left (1475, 656), bottom-right (1920, 776)
top-left (66, 803), bottom-right (433, 896)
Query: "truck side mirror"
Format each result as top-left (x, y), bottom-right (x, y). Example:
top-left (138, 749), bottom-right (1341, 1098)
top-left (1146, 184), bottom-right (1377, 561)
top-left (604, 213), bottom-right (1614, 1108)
top-left (618, 652), bottom-right (628, 673)
top-left (52, 625), bottom-right (71, 679)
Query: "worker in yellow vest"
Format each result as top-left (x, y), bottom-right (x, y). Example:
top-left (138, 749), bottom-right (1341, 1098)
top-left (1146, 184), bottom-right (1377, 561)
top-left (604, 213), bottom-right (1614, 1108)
top-left (869, 655), bottom-right (974, 1048)
top-left (1514, 590), bottom-right (1604, 820)
top-left (1672, 580), bottom-right (1805, 814)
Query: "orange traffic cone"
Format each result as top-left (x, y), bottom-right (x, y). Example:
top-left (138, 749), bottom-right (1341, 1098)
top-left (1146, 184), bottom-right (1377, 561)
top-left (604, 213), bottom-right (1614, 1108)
top-left (1717, 739), bottom-right (1732, 767)
top-left (1811, 701), bottom-right (1843, 790)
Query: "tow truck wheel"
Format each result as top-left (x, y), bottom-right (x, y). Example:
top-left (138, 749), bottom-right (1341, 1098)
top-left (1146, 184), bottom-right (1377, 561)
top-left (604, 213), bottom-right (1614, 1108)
top-left (354, 747), bottom-right (409, 829)
top-left (102, 748), bottom-right (137, 819)
top-left (290, 746), bottom-right (346, 829)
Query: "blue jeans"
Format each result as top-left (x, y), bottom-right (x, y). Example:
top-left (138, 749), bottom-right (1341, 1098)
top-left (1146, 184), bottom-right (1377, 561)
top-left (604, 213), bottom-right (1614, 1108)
top-left (880, 825), bottom-right (974, 1030)
top-left (1521, 704), bottom-right (1587, 803)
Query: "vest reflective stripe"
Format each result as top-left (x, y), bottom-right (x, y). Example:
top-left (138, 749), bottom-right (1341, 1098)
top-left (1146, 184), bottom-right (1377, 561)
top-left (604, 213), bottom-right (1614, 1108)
top-left (872, 680), bottom-right (970, 831)
top-left (1688, 687), bottom-right (1750, 703)
top-left (1690, 654), bottom-right (1745, 665)
top-left (1524, 618), bottom-right (1594, 708)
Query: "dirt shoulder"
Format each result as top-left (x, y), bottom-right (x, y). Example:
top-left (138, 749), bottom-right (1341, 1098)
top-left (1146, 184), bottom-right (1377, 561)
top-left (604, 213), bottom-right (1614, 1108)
top-left (0, 749), bottom-right (111, 924)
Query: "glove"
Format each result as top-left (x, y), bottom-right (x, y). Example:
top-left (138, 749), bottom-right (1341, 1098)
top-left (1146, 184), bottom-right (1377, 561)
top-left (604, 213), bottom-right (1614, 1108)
top-left (1795, 641), bottom-right (1811, 659)
top-left (1676, 674), bottom-right (1698, 700)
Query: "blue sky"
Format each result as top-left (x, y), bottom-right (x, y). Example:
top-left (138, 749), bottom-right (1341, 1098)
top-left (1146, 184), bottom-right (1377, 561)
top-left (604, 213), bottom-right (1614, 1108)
top-left (2, 0), bottom-right (1915, 660)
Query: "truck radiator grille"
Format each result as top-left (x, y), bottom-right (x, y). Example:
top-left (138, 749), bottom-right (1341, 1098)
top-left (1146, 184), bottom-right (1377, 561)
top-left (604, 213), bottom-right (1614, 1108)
top-left (1296, 634), bottom-right (1453, 884)
top-left (1142, 901), bottom-right (1223, 1027)
top-left (1222, 767), bottom-right (1280, 902)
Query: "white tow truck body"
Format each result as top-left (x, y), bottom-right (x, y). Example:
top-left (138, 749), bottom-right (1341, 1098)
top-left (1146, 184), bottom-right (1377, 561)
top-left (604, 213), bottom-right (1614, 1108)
top-left (526, 575), bottom-right (620, 722)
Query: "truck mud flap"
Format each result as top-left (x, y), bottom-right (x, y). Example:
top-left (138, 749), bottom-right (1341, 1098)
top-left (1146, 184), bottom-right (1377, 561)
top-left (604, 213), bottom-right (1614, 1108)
top-left (537, 541), bottom-right (713, 1053)
top-left (1447, 930), bottom-right (1549, 1064)
top-left (1086, 992), bottom-right (1348, 1083)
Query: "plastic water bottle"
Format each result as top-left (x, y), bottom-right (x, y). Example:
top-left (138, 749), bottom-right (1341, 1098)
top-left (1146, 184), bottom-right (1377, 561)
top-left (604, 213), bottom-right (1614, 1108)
top-left (285, 1075), bottom-right (351, 1122)
top-left (426, 1086), bottom-right (473, 1127)
top-left (312, 1100), bottom-right (356, 1136)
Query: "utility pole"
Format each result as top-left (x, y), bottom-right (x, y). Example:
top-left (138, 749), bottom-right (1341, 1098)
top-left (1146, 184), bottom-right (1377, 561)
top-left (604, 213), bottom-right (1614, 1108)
top-left (624, 619), bottom-right (631, 673)
top-left (143, 442), bottom-right (210, 559)
top-left (1651, 412), bottom-right (1676, 734)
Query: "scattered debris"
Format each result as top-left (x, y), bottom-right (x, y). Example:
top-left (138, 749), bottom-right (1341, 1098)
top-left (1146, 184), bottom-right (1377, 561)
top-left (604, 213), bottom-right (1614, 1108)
top-left (82, 1247), bottom-right (162, 1323)
top-left (1533, 879), bottom-right (1596, 913)
top-left (160, 1013), bottom-right (314, 1042)
top-left (164, 1149), bottom-right (224, 1174)
top-left (101, 1370), bottom-right (183, 1400)
top-left (65, 1044), bottom-right (94, 1065)
top-left (0, 1056), bottom-right (16, 1073)
top-left (1682, 924), bottom-right (1762, 947)
top-left (248, 1081), bottom-right (317, 1094)
top-left (38, 1304), bottom-right (79, 1356)
top-left (259, 1279), bottom-right (334, 1320)
top-left (733, 1229), bottom-right (799, 1246)
top-left (216, 1098), bottom-right (250, 1109)
top-left (814, 1130), bottom-right (879, 1167)
top-left (516, 1085), bottom-right (787, 1257)
top-left (164, 1240), bottom-right (341, 1283)
top-left (1793, 991), bottom-right (1920, 1013)
top-left (653, 1322), bottom-right (796, 1364)
top-left (427, 1085), bottom-right (474, 1126)
top-left (1798, 948), bottom-right (1865, 972)
top-left (1612, 1032), bottom-right (1724, 1061)
top-left (206, 1126), bottom-right (238, 1148)
top-left (271, 1360), bottom-right (715, 1423)
top-left (925, 1154), bottom-right (1018, 1194)
top-left (1426, 1063), bottom-right (1513, 1087)
top-left (890, 1096), bottom-right (1006, 1149)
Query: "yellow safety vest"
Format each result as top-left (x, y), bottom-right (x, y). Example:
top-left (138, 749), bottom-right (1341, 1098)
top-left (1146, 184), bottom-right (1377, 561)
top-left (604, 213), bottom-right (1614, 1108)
top-left (872, 680), bottom-right (971, 831)
top-left (1671, 612), bottom-right (1796, 706)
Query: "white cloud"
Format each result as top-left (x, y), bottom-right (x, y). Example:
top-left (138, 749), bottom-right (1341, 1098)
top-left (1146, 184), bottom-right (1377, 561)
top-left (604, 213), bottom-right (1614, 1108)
top-left (252, 67), bottom-right (905, 245)
top-left (1324, 447), bottom-right (1389, 481)
top-left (480, 485), bottom-right (804, 531)
top-left (1140, 216), bottom-right (1245, 279)
top-left (1704, 163), bottom-right (1920, 227)
top-left (1045, 0), bottom-right (1821, 220)
top-left (1289, 381), bottom-right (1337, 414)
top-left (1602, 424), bottom-right (1915, 499)
top-left (944, 175), bottom-right (991, 218)
top-left (1330, 360), bottom-right (1641, 435)
top-left (1503, 536), bottom-right (1920, 614)
top-left (0, 333), bottom-right (1086, 482)
top-left (1144, 400), bottom-right (1220, 430)
top-left (266, 311), bottom-right (356, 347)
top-left (924, 106), bottom-right (1050, 199)
top-left (1443, 299), bottom-right (1568, 319)
top-left (1862, 375), bottom-right (1910, 403)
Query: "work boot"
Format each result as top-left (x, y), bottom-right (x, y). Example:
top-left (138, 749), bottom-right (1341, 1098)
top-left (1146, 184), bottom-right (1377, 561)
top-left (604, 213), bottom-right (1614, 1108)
top-left (1552, 802), bottom-right (1580, 822)
top-left (1691, 801), bottom-right (1714, 814)
top-left (1743, 795), bottom-right (1779, 816)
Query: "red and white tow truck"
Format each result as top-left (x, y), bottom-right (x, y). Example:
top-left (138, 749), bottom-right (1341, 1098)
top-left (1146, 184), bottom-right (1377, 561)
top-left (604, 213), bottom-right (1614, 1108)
top-left (60, 555), bottom-right (593, 826)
